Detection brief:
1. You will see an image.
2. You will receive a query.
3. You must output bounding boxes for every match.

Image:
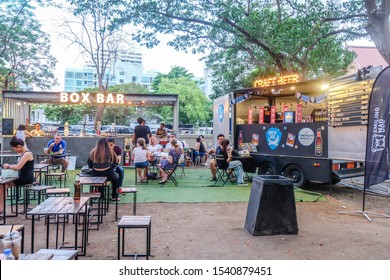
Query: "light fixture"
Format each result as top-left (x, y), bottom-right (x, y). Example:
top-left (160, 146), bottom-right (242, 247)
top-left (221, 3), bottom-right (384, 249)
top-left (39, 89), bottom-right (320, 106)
top-left (320, 83), bottom-right (329, 90)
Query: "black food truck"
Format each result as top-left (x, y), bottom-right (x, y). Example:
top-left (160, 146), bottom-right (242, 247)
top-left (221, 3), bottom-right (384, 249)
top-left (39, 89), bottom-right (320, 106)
top-left (213, 67), bottom-right (382, 187)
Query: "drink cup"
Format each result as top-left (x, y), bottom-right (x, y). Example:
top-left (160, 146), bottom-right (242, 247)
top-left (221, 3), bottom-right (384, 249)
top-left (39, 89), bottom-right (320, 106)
top-left (2, 231), bottom-right (22, 260)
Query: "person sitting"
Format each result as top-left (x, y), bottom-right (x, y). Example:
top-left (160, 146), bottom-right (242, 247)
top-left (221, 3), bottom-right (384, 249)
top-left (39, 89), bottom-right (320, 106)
top-left (42, 134), bottom-right (69, 172)
top-left (132, 138), bottom-right (150, 183)
top-left (30, 123), bottom-right (45, 137)
top-left (216, 139), bottom-right (247, 186)
top-left (158, 138), bottom-right (181, 184)
top-left (1, 137), bottom-right (35, 212)
top-left (165, 133), bottom-right (183, 153)
top-left (155, 123), bottom-right (167, 139)
top-left (191, 136), bottom-right (206, 165)
top-left (88, 138), bottom-right (120, 201)
top-left (148, 135), bottom-right (162, 165)
top-left (209, 134), bottom-right (225, 181)
top-left (108, 137), bottom-right (124, 191)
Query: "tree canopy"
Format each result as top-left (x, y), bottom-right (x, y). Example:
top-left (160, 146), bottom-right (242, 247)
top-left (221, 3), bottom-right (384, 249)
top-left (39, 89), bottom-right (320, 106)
top-left (0, 0), bottom-right (57, 90)
top-left (107, 0), bottom-right (357, 97)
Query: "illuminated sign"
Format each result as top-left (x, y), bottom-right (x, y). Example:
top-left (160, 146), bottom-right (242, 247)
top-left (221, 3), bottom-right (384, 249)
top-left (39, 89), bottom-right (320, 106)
top-left (60, 92), bottom-right (125, 104)
top-left (253, 74), bottom-right (299, 87)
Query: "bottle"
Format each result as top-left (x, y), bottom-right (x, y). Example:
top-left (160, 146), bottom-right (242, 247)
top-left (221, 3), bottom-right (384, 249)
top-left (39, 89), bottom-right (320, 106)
top-left (74, 181), bottom-right (81, 200)
top-left (4, 248), bottom-right (15, 260)
top-left (315, 128), bottom-right (323, 156)
top-left (59, 144), bottom-right (63, 154)
top-left (238, 130), bottom-right (243, 145)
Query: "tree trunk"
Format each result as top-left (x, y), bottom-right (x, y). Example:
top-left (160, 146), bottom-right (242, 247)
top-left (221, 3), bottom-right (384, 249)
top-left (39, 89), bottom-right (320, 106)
top-left (94, 104), bottom-right (106, 130)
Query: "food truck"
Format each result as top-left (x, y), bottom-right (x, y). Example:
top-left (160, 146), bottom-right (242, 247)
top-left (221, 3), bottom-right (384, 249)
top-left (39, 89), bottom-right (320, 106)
top-left (213, 66), bottom-right (382, 187)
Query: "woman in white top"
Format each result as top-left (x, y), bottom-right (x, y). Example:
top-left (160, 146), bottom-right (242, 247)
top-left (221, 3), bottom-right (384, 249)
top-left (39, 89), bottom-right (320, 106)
top-left (14, 124), bottom-right (32, 147)
top-left (132, 137), bottom-right (150, 182)
top-left (148, 136), bottom-right (162, 164)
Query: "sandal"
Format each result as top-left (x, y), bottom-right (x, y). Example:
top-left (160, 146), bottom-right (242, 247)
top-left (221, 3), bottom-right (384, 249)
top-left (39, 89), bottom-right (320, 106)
top-left (111, 197), bottom-right (121, 201)
top-left (158, 179), bottom-right (167, 184)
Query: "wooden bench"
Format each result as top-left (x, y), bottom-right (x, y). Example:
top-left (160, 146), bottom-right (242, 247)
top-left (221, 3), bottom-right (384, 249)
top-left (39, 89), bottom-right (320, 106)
top-left (46, 187), bottom-right (71, 197)
top-left (35, 248), bottom-right (78, 260)
top-left (117, 215), bottom-right (151, 260)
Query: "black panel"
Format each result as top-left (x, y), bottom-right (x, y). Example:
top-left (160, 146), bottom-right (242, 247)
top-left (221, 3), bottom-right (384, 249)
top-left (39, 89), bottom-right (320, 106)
top-left (2, 118), bottom-right (14, 135)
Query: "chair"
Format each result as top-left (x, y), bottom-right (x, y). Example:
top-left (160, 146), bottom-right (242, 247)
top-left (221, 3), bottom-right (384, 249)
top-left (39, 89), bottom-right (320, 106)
top-left (160, 159), bottom-right (179, 187)
top-left (214, 154), bottom-right (236, 186)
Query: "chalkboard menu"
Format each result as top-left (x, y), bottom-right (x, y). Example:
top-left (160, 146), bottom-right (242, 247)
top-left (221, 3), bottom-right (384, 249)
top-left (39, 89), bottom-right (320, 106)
top-left (1, 118), bottom-right (14, 135)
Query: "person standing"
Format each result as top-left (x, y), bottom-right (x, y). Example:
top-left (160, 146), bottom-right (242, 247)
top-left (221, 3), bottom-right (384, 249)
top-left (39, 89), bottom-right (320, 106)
top-left (108, 137), bottom-right (124, 191)
top-left (14, 124), bottom-right (32, 147)
top-left (43, 134), bottom-right (69, 172)
top-left (132, 138), bottom-right (150, 182)
top-left (132, 117), bottom-right (151, 145)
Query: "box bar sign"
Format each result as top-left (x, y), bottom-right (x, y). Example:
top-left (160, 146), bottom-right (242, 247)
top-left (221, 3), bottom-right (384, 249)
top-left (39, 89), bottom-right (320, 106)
top-left (60, 92), bottom-right (125, 104)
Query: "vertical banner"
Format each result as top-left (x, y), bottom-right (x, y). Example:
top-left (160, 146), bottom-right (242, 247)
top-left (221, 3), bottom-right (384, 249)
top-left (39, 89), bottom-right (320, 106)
top-left (296, 104), bottom-right (303, 123)
top-left (365, 66), bottom-right (390, 188)
top-left (248, 107), bottom-right (253, 124)
top-left (270, 106), bottom-right (276, 124)
top-left (282, 104), bottom-right (289, 123)
top-left (259, 107), bottom-right (264, 124)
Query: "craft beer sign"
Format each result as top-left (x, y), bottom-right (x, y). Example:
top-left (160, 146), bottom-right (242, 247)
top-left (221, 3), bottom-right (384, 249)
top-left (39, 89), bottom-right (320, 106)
top-left (60, 92), bottom-right (125, 104)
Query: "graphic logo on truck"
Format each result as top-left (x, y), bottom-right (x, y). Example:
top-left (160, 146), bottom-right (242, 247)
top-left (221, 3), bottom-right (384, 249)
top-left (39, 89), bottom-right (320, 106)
top-left (218, 104), bottom-right (224, 122)
top-left (266, 127), bottom-right (282, 150)
top-left (298, 128), bottom-right (315, 146)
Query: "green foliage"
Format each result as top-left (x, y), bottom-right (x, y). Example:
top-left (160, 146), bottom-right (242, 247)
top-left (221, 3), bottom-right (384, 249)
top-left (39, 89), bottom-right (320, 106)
top-left (109, 0), bottom-right (359, 97)
top-left (155, 77), bottom-right (212, 125)
top-left (152, 66), bottom-right (195, 91)
top-left (0, 0), bottom-right (57, 90)
top-left (43, 105), bottom-right (86, 124)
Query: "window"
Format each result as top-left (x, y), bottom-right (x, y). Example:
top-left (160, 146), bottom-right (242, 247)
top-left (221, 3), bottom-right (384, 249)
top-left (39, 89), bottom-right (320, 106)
top-left (76, 80), bottom-right (82, 86)
top-left (141, 77), bottom-right (149, 83)
top-left (119, 79), bottom-right (124, 83)
top-left (75, 72), bottom-right (83, 79)
top-left (65, 80), bottom-right (74, 86)
top-left (119, 71), bottom-right (125, 76)
top-left (65, 72), bottom-right (74, 79)
top-left (132, 76), bottom-right (137, 82)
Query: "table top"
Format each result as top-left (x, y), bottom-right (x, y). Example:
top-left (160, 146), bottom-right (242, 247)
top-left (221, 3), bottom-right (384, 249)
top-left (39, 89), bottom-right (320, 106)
top-left (79, 176), bottom-right (107, 185)
top-left (20, 253), bottom-right (54, 260)
top-left (34, 163), bottom-right (51, 170)
top-left (153, 152), bottom-right (168, 158)
top-left (27, 197), bottom-right (89, 215)
top-left (0, 153), bottom-right (18, 157)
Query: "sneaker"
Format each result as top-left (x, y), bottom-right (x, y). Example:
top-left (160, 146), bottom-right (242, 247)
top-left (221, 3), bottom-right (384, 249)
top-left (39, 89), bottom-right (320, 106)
top-left (209, 177), bottom-right (217, 181)
top-left (237, 182), bottom-right (248, 186)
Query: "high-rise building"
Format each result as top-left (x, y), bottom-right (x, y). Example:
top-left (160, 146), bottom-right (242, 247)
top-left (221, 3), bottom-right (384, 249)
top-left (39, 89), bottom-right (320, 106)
top-left (64, 50), bottom-right (157, 92)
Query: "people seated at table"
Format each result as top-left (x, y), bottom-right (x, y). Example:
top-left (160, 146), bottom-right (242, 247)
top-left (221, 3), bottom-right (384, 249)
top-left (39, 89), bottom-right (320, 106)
top-left (209, 134), bottom-right (225, 181)
top-left (88, 138), bottom-right (120, 201)
top-left (155, 123), bottom-right (167, 139)
top-left (165, 133), bottom-right (183, 153)
top-left (158, 138), bottom-right (181, 184)
top-left (216, 139), bottom-right (247, 186)
top-left (191, 136), bottom-right (206, 165)
top-left (41, 134), bottom-right (68, 172)
top-left (132, 137), bottom-right (150, 183)
top-left (1, 137), bottom-right (35, 212)
top-left (108, 137), bottom-right (124, 190)
top-left (30, 123), bottom-right (45, 137)
top-left (14, 124), bottom-right (32, 147)
top-left (148, 136), bottom-right (162, 165)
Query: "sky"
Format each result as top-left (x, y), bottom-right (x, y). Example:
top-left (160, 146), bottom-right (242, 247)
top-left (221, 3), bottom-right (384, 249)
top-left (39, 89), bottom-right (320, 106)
top-left (35, 5), bottom-right (205, 91)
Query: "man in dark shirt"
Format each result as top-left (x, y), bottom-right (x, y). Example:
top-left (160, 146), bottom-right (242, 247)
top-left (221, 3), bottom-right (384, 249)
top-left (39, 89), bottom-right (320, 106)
top-left (132, 117), bottom-right (151, 144)
top-left (108, 137), bottom-right (124, 191)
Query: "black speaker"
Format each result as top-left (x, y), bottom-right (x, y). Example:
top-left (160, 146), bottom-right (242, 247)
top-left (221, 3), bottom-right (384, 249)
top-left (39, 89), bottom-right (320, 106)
top-left (245, 175), bottom-right (298, 236)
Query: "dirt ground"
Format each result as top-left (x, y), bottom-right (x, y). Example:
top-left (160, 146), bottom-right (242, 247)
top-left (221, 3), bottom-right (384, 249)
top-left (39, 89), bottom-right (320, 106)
top-left (4, 183), bottom-right (390, 260)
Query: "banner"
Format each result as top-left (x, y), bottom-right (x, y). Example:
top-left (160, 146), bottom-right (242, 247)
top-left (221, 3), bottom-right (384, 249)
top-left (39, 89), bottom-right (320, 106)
top-left (364, 66), bottom-right (390, 188)
top-left (230, 93), bottom-right (250, 105)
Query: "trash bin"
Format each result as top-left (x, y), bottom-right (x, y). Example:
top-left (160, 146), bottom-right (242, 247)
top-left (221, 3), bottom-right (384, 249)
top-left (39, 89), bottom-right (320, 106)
top-left (245, 175), bottom-right (298, 236)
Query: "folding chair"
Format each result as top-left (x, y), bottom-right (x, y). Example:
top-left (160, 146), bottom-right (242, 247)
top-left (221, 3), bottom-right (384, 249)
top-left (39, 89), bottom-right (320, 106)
top-left (214, 154), bottom-right (236, 186)
top-left (160, 160), bottom-right (179, 187)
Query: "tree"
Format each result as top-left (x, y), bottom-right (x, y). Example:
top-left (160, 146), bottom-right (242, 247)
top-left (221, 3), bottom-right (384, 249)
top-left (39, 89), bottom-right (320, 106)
top-left (59, 0), bottom-right (134, 128)
top-left (152, 65), bottom-right (194, 91)
top-left (156, 77), bottom-right (212, 125)
top-left (43, 104), bottom-right (86, 124)
top-left (0, 0), bottom-right (57, 90)
top-left (111, 0), bottom-right (356, 97)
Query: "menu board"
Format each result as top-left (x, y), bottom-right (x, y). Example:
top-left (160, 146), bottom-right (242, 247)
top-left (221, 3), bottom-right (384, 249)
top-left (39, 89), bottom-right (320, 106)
top-left (328, 80), bottom-right (372, 127)
top-left (1, 118), bottom-right (14, 135)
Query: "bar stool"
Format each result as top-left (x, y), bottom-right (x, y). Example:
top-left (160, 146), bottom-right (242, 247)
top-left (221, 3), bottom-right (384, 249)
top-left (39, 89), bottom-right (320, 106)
top-left (115, 187), bottom-right (137, 221)
top-left (45, 171), bottom-right (67, 188)
top-left (117, 216), bottom-right (151, 260)
top-left (8, 182), bottom-right (38, 217)
top-left (81, 192), bottom-right (102, 230)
